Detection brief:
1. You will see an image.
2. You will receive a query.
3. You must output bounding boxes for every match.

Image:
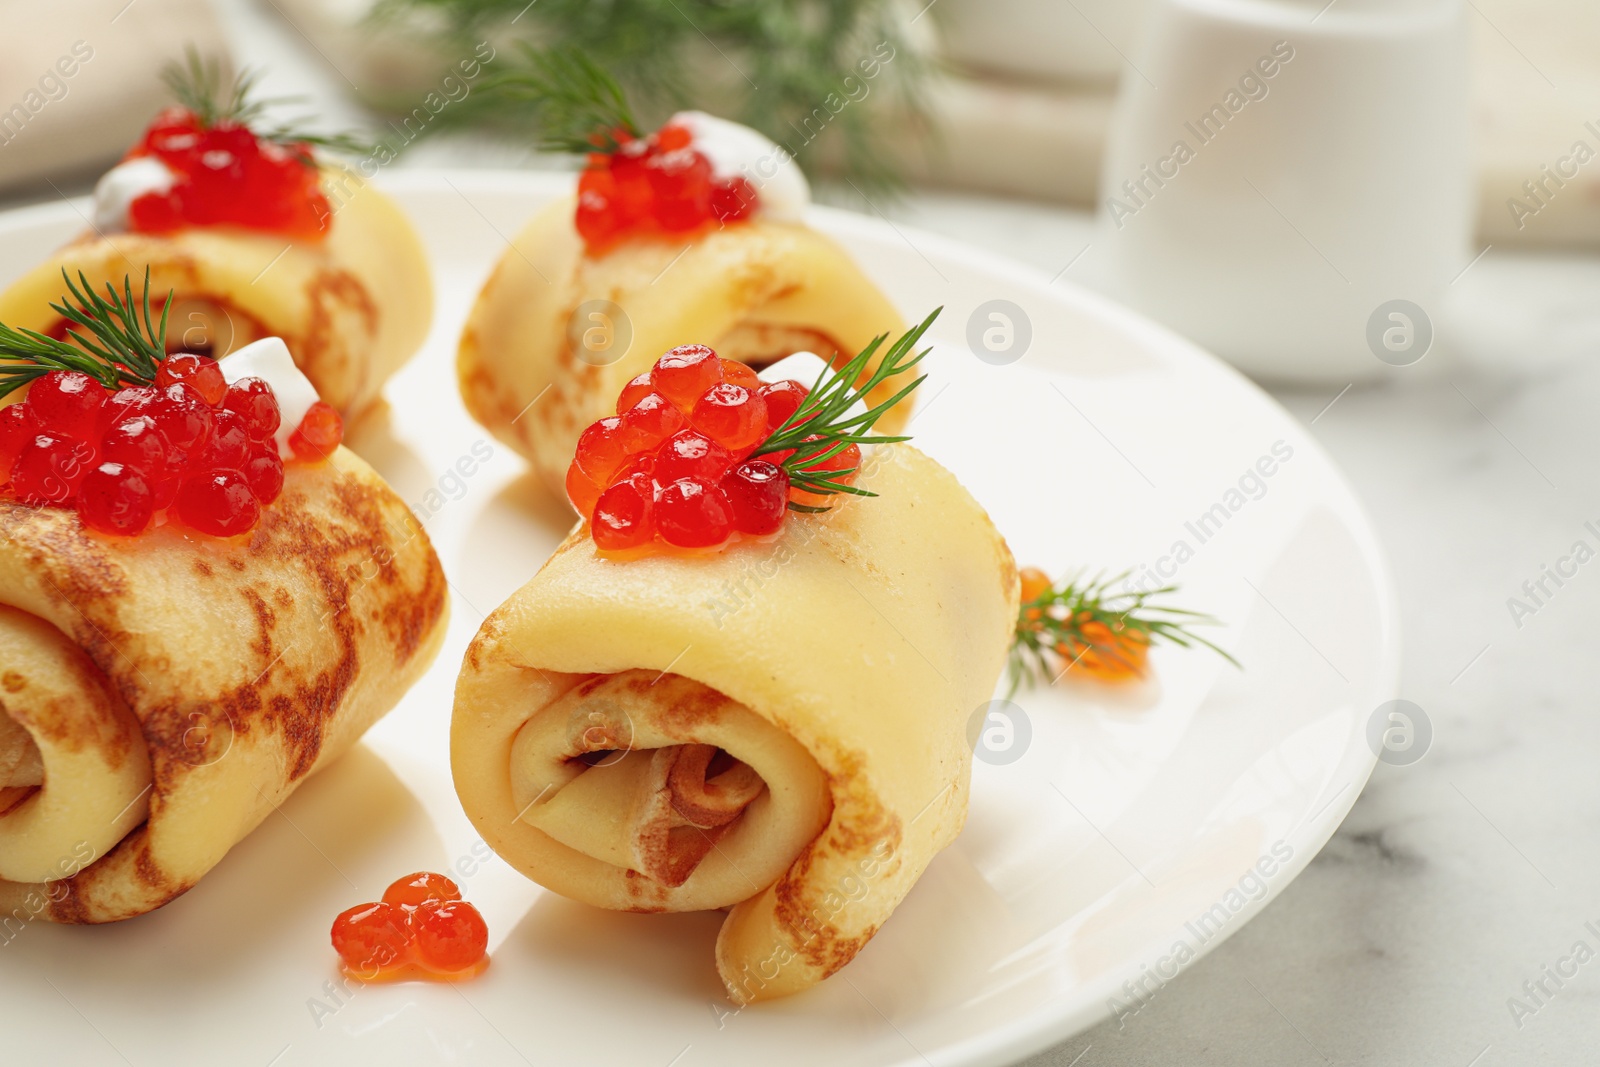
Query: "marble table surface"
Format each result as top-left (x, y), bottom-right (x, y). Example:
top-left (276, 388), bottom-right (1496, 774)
top-left (9, 2), bottom-right (1591, 1063)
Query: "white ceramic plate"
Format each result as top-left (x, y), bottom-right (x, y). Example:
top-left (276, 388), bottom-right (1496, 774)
top-left (0, 172), bottom-right (1398, 1067)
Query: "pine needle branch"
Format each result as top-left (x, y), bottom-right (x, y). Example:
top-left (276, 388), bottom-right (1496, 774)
top-left (751, 309), bottom-right (935, 509)
top-left (0, 270), bottom-right (169, 399)
top-left (1007, 571), bottom-right (1238, 695)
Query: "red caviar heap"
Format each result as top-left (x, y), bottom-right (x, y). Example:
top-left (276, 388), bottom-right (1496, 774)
top-left (567, 311), bottom-right (935, 552)
top-left (118, 50), bottom-right (366, 240)
top-left (124, 108), bottom-right (331, 240)
top-left (576, 121), bottom-right (757, 252)
top-left (0, 271), bottom-right (342, 538)
top-left (331, 872), bottom-right (490, 982)
top-left (468, 48), bottom-right (757, 252)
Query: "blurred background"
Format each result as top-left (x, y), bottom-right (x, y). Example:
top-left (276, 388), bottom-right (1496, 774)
top-left (5, 1), bottom-right (1599, 1064)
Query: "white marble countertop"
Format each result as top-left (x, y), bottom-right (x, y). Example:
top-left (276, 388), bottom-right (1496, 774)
top-left (10, 2), bottom-right (1591, 1063)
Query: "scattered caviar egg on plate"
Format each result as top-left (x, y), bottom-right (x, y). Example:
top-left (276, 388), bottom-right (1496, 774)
top-left (330, 872), bottom-right (490, 982)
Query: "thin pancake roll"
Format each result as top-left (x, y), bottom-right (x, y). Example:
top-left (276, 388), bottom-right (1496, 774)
top-left (0, 451), bottom-right (448, 924)
top-left (453, 445), bottom-right (1017, 1001)
top-left (456, 197), bottom-right (907, 496)
top-left (0, 170), bottom-right (432, 418)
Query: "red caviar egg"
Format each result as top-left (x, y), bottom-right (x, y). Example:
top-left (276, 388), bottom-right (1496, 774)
top-left (0, 404), bottom-right (38, 483)
top-left (786, 437), bottom-right (862, 507)
top-left (722, 459), bottom-right (789, 535)
top-left (690, 382), bottom-right (768, 453)
top-left (566, 461), bottom-right (603, 516)
top-left (289, 401), bottom-right (342, 461)
top-left (718, 359), bottom-right (760, 390)
top-left (197, 407), bottom-right (250, 470)
top-left (758, 379), bottom-right (810, 432)
top-left (711, 176), bottom-right (758, 223)
top-left (592, 477), bottom-right (654, 550)
top-left (617, 370), bottom-right (656, 414)
top-left (99, 385), bottom-right (160, 433)
top-left (652, 344), bottom-right (722, 410)
top-left (99, 415), bottom-right (172, 481)
top-left (221, 377), bottom-right (281, 441)
top-left (655, 476), bottom-right (732, 548)
top-left (11, 432), bottom-right (96, 506)
top-left (620, 391), bottom-right (687, 452)
top-left (176, 469), bottom-right (259, 537)
top-left (655, 429), bottom-right (733, 484)
top-left (383, 871), bottom-right (462, 910)
top-left (149, 383), bottom-right (214, 459)
top-left (412, 900), bottom-right (489, 973)
top-left (78, 462), bottom-right (155, 536)
top-left (574, 415), bottom-right (630, 482)
top-left (242, 446), bottom-right (284, 505)
top-left (27, 371), bottom-right (107, 438)
top-left (156, 353), bottom-right (228, 406)
top-left (331, 901), bottom-right (411, 974)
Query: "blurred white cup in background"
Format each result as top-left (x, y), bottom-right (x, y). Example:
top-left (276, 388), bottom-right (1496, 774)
top-left (1095, 0), bottom-right (1473, 383)
top-left (937, 0), bottom-right (1153, 85)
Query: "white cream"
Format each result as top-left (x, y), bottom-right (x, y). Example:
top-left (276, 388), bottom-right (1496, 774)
top-left (217, 337), bottom-right (320, 457)
top-left (669, 111), bottom-right (810, 223)
top-left (91, 157), bottom-right (177, 234)
top-left (758, 351), bottom-right (868, 425)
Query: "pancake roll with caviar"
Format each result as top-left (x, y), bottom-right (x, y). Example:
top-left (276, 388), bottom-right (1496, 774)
top-left (0, 274), bottom-right (447, 923)
top-left (455, 52), bottom-right (906, 498)
top-left (452, 315), bottom-right (1018, 1002)
top-left (0, 53), bottom-right (431, 420)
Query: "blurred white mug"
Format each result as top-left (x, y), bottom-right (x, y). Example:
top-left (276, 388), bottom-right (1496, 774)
top-left (1095, 0), bottom-right (1472, 383)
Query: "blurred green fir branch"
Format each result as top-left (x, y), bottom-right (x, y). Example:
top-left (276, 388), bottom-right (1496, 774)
top-left (372, 0), bottom-right (934, 195)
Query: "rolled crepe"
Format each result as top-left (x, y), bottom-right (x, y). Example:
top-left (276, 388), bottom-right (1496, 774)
top-left (0, 169), bottom-right (432, 418)
top-left (0, 449), bottom-right (448, 924)
top-left (457, 197), bottom-right (907, 496)
top-left (453, 444), bottom-right (1017, 1001)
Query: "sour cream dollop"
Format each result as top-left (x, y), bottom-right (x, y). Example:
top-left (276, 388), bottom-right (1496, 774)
top-left (90, 157), bottom-right (177, 234)
top-left (668, 111), bottom-right (810, 223)
top-left (218, 337), bottom-right (320, 456)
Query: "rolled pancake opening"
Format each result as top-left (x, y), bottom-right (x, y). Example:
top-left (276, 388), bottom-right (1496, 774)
top-left (0, 449), bottom-right (448, 923)
top-left (456, 197), bottom-right (908, 496)
top-left (454, 444), bottom-right (1018, 1001)
top-left (510, 671), bottom-right (830, 904)
top-left (0, 607), bottom-right (149, 886)
top-left (0, 167), bottom-right (432, 417)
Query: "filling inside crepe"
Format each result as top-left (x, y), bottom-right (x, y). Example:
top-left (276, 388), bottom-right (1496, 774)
top-left (508, 671), bottom-right (830, 897)
top-left (0, 605), bottom-right (149, 886)
top-left (0, 714), bottom-right (43, 816)
top-left (709, 323), bottom-right (846, 373)
top-left (45, 295), bottom-right (269, 359)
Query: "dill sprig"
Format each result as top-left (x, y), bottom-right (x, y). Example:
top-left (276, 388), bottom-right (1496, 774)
top-left (371, 0), bottom-right (928, 195)
top-left (474, 45), bottom-right (642, 155)
top-left (1008, 571), bottom-right (1238, 696)
top-left (752, 309), bottom-right (934, 512)
top-left (162, 48), bottom-right (371, 158)
top-left (0, 270), bottom-right (170, 399)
